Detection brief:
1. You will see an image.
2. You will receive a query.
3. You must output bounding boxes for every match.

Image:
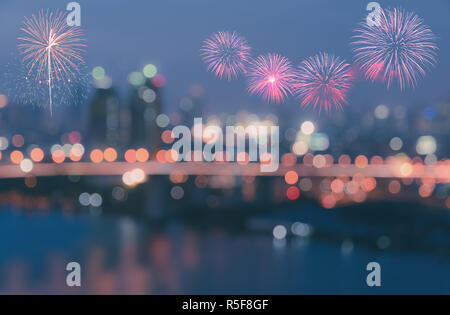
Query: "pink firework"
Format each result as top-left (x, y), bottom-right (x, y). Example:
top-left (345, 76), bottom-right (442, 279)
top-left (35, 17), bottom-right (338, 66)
top-left (351, 8), bottom-right (438, 90)
top-left (246, 53), bottom-right (295, 103)
top-left (292, 52), bottom-right (352, 112)
top-left (18, 9), bottom-right (86, 116)
top-left (200, 31), bottom-right (251, 80)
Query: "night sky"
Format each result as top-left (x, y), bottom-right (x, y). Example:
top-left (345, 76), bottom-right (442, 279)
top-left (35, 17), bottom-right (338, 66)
top-left (0, 0), bottom-right (449, 119)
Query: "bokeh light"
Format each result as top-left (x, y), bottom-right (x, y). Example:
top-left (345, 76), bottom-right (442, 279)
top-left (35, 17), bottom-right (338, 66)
top-left (90, 149), bottom-right (104, 163)
top-left (104, 148), bottom-right (117, 162)
top-left (143, 64), bottom-right (157, 78)
top-left (10, 150), bottom-right (24, 164)
top-left (284, 171), bottom-right (299, 185)
top-left (136, 148), bottom-right (149, 162)
top-left (0, 94), bottom-right (8, 108)
top-left (30, 148), bottom-right (44, 162)
top-left (301, 121), bottom-right (315, 135)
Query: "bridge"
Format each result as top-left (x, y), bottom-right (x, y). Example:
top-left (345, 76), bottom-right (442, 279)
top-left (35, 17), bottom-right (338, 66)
top-left (0, 161), bottom-right (448, 180)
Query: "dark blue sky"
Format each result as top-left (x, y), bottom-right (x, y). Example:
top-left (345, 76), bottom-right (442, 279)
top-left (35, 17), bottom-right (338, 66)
top-left (1, 0), bottom-right (449, 118)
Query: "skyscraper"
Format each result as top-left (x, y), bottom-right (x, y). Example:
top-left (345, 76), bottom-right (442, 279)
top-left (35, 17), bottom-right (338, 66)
top-left (129, 79), bottom-right (162, 151)
top-left (88, 87), bottom-right (120, 146)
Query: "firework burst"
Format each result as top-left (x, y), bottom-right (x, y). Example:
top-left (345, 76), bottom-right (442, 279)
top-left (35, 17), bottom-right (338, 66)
top-left (201, 31), bottom-right (251, 80)
top-left (292, 52), bottom-right (352, 113)
top-left (351, 7), bottom-right (438, 90)
top-left (18, 9), bottom-right (86, 116)
top-left (246, 53), bottom-right (294, 103)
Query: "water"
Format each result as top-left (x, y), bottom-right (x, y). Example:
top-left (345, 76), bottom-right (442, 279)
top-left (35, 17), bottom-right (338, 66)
top-left (0, 208), bottom-right (449, 294)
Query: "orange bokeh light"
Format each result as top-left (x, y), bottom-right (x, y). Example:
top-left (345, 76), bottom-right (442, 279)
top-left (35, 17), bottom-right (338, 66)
top-left (321, 194), bottom-right (336, 209)
top-left (136, 148), bottom-right (149, 162)
top-left (0, 94), bottom-right (8, 108)
top-left (169, 170), bottom-right (188, 184)
top-left (30, 148), bottom-right (44, 162)
top-left (355, 155), bottom-right (368, 169)
top-left (70, 151), bottom-right (82, 162)
top-left (90, 149), bottom-right (104, 163)
top-left (104, 148), bottom-right (117, 162)
top-left (156, 150), bottom-right (166, 163)
top-left (161, 130), bottom-right (174, 144)
top-left (370, 155), bottom-right (383, 166)
top-left (125, 149), bottom-right (137, 163)
top-left (388, 180), bottom-right (401, 194)
top-left (284, 171), bottom-right (298, 185)
top-left (418, 184), bottom-right (433, 198)
top-left (330, 179), bottom-right (344, 193)
top-left (10, 150), bottom-right (24, 164)
top-left (166, 149), bottom-right (178, 163)
top-left (52, 150), bottom-right (65, 164)
top-left (361, 177), bottom-right (377, 192)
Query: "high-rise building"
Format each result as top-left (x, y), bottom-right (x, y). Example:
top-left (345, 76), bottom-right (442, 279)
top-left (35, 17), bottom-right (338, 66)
top-left (129, 79), bottom-right (162, 150)
top-left (88, 87), bottom-right (120, 146)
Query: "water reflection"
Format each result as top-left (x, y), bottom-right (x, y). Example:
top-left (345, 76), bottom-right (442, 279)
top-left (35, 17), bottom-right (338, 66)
top-left (1, 208), bottom-right (450, 294)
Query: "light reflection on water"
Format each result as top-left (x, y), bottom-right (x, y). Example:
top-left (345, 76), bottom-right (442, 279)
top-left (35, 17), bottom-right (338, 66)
top-left (1, 209), bottom-right (449, 294)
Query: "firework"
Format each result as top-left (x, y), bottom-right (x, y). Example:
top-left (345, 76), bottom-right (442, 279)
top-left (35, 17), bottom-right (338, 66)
top-left (200, 31), bottom-right (251, 80)
top-left (292, 52), bottom-right (352, 112)
top-left (246, 53), bottom-right (294, 103)
top-left (3, 56), bottom-right (90, 111)
top-left (351, 7), bottom-right (438, 90)
top-left (18, 9), bottom-right (86, 116)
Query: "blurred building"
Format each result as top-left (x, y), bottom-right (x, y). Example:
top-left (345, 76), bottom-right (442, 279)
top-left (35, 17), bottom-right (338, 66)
top-left (129, 79), bottom-right (162, 150)
top-left (88, 87), bottom-right (120, 146)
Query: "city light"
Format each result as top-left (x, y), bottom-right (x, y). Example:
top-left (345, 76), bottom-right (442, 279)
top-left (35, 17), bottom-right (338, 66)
top-left (104, 148), bottom-right (117, 162)
top-left (143, 64), bottom-right (157, 78)
top-left (0, 94), bottom-right (8, 108)
top-left (301, 121), bottom-right (315, 135)
top-left (273, 225), bottom-right (287, 239)
top-left (92, 66), bottom-right (105, 80)
top-left (30, 148), bottom-right (44, 162)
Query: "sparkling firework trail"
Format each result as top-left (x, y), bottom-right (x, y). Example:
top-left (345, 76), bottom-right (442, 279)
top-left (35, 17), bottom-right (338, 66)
top-left (18, 9), bottom-right (86, 116)
top-left (246, 53), bottom-right (294, 104)
top-left (292, 52), bottom-right (352, 113)
top-left (351, 7), bottom-right (438, 90)
top-left (200, 31), bottom-right (251, 80)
